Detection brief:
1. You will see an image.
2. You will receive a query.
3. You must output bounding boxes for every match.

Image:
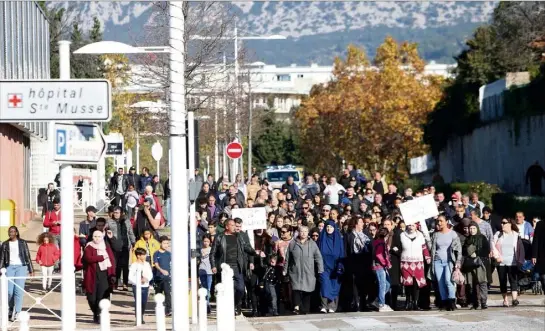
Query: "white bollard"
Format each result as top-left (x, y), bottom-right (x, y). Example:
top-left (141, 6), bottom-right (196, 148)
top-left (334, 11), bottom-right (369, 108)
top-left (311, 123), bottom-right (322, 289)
top-left (223, 266), bottom-right (235, 331)
top-left (215, 283), bottom-right (225, 331)
top-left (99, 299), bottom-right (111, 331)
top-left (155, 293), bottom-right (166, 331)
top-left (136, 268), bottom-right (142, 326)
top-left (18, 311), bottom-right (29, 331)
top-left (198, 288), bottom-right (208, 331)
top-left (1, 268), bottom-right (8, 331)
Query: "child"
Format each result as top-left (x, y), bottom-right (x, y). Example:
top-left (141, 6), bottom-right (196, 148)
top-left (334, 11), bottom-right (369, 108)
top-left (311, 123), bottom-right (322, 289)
top-left (372, 227), bottom-right (393, 312)
top-left (199, 235), bottom-right (213, 313)
top-left (153, 236), bottom-right (172, 316)
top-left (125, 184), bottom-right (139, 224)
top-left (132, 230), bottom-right (160, 267)
top-left (128, 247), bottom-right (154, 324)
top-left (262, 254), bottom-right (280, 316)
top-left (36, 232), bottom-right (60, 293)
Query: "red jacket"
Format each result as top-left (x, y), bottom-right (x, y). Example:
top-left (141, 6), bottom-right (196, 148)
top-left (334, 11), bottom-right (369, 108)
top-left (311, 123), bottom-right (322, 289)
top-left (43, 210), bottom-right (62, 235)
top-left (82, 244), bottom-right (116, 294)
top-left (36, 243), bottom-right (60, 267)
top-left (74, 236), bottom-right (83, 271)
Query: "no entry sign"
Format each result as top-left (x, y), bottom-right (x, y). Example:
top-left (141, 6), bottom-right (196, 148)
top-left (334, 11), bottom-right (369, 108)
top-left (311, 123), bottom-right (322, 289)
top-left (226, 141), bottom-right (243, 159)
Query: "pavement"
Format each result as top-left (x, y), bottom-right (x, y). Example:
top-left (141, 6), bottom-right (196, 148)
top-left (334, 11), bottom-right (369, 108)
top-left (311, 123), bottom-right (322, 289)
top-left (3, 215), bottom-right (544, 330)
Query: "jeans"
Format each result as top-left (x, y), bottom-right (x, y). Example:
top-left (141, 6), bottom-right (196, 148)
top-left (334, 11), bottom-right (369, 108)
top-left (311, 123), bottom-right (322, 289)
top-left (6, 265), bottom-right (28, 314)
top-left (41, 266), bottom-right (54, 290)
top-left (165, 198), bottom-right (171, 226)
top-left (232, 270), bottom-right (245, 308)
top-left (265, 283), bottom-right (278, 314)
top-left (434, 260), bottom-right (455, 300)
top-left (155, 277), bottom-right (172, 313)
top-left (374, 268), bottom-right (391, 306)
top-left (132, 285), bottom-right (149, 320)
top-left (199, 272), bottom-right (213, 306)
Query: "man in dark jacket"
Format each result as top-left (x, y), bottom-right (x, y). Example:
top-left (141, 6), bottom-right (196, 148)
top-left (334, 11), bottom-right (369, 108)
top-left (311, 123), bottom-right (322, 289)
top-left (125, 167), bottom-right (140, 192)
top-left (210, 219), bottom-right (258, 315)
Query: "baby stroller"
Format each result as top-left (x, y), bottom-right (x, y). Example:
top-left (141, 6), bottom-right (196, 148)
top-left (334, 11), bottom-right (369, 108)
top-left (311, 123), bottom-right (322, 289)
top-left (518, 239), bottom-right (543, 295)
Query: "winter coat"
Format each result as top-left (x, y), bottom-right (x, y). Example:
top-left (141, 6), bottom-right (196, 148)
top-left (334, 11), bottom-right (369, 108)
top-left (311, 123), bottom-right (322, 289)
top-left (532, 221), bottom-right (545, 274)
top-left (36, 243), bottom-right (60, 267)
top-left (82, 244), bottom-right (116, 294)
top-left (284, 238), bottom-right (324, 292)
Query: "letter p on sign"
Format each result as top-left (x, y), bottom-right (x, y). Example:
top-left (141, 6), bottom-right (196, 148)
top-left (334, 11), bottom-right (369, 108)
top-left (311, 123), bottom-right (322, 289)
top-left (56, 130), bottom-right (66, 155)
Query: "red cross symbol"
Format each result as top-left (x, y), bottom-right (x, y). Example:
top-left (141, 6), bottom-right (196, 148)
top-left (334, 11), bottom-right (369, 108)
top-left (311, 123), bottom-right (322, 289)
top-left (8, 94), bottom-right (23, 108)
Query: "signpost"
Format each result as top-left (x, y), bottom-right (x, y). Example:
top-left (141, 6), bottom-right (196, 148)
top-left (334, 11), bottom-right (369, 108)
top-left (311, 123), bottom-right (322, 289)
top-left (54, 123), bottom-right (107, 164)
top-left (0, 80), bottom-right (111, 122)
top-left (105, 142), bottom-right (124, 156)
top-left (225, 141), bottom-right (243, 160)
top-left (152, 141), bottom-right (163, 177)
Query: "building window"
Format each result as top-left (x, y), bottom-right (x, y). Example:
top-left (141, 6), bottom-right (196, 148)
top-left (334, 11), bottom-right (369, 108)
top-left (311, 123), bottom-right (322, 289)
top-left (277, 74), bottom-right (291, 81)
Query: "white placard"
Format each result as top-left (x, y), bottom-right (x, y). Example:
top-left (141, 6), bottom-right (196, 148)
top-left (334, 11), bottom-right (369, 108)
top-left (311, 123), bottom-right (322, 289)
top-left (231, 207), bottom-right (267, 231)
top-left (399, 194), bottom-right (438, 225)
top-left (0, 210), bottom-right (10, 227)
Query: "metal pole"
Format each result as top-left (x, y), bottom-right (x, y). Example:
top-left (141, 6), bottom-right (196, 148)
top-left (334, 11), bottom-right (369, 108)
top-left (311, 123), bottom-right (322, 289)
top-left (169, 2), bottom-right (190, 330)
top-left (189, 202), bottom-right (198, 324)
top-left (136, 123), bottom-right (140, 172)
top-left (214, 100), bottom-right (219, 179)
top-left (58, 40), bottom-right (76, 331)
top-left (188, 110), bottom-right (195, 180)
top-left (248, 88), bottom-right (253, 181)
top-left (232, 24), bottom-right (239, 183)
top-left (157, 159), bottom-right (160, 178)
top-left (222, 53), bottom-right (228, 179)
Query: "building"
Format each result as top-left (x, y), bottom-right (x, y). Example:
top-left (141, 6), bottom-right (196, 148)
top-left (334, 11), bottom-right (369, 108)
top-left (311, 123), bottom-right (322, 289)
top-left (0, 1), bottom-right (56, 224)
top-left (123, 61), bottom-right (456, 114)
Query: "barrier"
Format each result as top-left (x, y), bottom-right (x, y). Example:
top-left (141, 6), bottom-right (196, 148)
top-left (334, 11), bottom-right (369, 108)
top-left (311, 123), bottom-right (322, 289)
top-left (0, 268), bottom-right (64, 331)
top-left (219, 264), bottom-right (235, 331)
top-left (198, 288), bottom-right (208, 331)
top-left (215, 283), bottom-right (225, 331)
top-left (135, 267), bottom-right (143, 327)
top-left (18, 311), bottom-right (29, 331)
top-left (155, 293), bottom-right (166, 331)
top-left (99, 299), bottom-right (111, 331)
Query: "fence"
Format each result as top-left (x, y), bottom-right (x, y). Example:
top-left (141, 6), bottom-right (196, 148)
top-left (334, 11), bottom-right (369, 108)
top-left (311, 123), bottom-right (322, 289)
top-left (30, 186), bottom-right (114, 215)
top-left (0, 264), bottom-right (236, 330)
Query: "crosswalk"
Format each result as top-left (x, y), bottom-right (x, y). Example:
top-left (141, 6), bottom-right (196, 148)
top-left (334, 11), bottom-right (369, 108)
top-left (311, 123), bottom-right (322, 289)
top-left (224, 307), bottom-right (545, 331)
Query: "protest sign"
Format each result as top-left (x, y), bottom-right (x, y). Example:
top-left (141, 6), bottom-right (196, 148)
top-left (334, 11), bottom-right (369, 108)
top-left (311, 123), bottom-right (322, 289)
top-left (231, 207), bottom-right (267, 231)
top-left (399, 194), bottom-right (439, 225)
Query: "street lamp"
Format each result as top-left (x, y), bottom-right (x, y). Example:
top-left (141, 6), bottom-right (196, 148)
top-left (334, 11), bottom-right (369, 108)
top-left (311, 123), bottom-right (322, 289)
top-left (74, 3), bottom-right (190, 328)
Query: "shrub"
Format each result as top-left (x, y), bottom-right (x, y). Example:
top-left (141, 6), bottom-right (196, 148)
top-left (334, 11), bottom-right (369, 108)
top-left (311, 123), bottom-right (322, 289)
top-left (491, 193), bottom-right (545, 219)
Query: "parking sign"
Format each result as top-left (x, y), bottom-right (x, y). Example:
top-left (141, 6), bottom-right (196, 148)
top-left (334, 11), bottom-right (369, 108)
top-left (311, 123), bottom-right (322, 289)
top-left (57, 130), bottom-right (66, 155)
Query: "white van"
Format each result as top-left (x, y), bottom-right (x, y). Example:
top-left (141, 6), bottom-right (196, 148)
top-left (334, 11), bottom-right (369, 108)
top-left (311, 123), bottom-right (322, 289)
top-left (260, 165), bottom-right (302, 190)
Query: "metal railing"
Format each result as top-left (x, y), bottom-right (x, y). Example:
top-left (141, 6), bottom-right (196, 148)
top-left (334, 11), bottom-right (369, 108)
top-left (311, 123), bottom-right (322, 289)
top-left (30, 186), bottom-right (114, 214)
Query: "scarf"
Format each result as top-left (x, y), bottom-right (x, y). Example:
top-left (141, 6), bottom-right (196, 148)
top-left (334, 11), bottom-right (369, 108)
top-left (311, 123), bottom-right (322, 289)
top-left (86, 232), bottom-right (112, 271)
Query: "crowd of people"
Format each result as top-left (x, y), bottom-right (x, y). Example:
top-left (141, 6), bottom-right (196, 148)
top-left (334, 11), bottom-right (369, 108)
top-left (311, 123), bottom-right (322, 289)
top-left (1, 166), bottom-right (544, 324)
top-left (196, 169), bottom-right (545, 316)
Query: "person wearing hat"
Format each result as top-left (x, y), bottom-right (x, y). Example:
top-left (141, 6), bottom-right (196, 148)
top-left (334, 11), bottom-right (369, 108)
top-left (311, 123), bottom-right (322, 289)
top-left (79, 206), bottom-right (98, 248)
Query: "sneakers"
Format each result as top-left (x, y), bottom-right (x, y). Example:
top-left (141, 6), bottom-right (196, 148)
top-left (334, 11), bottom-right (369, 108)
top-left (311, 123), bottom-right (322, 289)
top-left (320, 308), bottom-right (327, 313)
top-left (328, 309), bottom-right (335, 313)
top-left (371, 299), bottom-right (380, 309)
top-left (378, 305), bottom-right (393, 312)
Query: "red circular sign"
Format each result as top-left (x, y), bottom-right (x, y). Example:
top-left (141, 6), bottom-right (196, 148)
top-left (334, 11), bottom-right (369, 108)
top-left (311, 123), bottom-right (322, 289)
top-left (226, 142), bottom-right (243, 159)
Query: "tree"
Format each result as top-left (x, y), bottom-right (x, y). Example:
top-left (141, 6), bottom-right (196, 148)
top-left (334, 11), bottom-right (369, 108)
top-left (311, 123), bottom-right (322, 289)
top-left (90, 17), bottom-right (102, 43)
top-left (295, 37), bottom-right (443, 179)
top-left (425, 2), bottom-right (545, 156)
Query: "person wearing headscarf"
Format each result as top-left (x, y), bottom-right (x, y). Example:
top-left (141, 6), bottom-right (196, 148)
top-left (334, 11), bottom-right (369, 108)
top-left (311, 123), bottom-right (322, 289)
top-left (83, 230), bottom-right (116, 323)
top-left (461, 221), bottom-right (490, 309)
top-left (317, 221), bottom-right (345, 313)
top-left (454, 218), bottom-right (471, 307)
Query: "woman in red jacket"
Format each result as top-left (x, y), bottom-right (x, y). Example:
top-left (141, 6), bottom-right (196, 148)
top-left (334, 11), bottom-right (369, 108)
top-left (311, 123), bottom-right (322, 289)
top-left (36, 233), bottom-right (60, 293)
top-left (83, 230), bottom-right (116, 323)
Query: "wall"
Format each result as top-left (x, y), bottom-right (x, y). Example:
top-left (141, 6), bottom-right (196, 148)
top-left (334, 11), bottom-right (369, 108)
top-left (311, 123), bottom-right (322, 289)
top-left (0, 124), bottom-right (31, 225)
top-left (439, 114), bottom-right (545, 194)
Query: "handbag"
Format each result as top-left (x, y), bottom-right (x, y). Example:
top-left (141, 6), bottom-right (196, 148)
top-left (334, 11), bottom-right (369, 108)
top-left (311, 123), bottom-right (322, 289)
top-left (452, 268), bottom-right (465, 285)
top-left (462, 256), bottom-right (483, 270)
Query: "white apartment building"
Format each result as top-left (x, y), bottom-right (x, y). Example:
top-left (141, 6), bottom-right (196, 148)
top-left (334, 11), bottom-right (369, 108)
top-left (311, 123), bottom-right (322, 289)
top-left (123, 61), bottom-right (456, 114)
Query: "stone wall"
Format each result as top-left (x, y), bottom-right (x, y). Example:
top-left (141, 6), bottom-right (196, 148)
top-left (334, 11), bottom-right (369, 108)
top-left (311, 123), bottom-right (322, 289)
top-left (439, 114), bottom-right (545, 194)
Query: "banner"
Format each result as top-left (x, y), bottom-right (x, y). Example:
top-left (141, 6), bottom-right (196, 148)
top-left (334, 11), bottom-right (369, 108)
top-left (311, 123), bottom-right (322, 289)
top-left (231, 207), bottom-right (267, 231)
top-left (399, 194), bottom-right (439, 225)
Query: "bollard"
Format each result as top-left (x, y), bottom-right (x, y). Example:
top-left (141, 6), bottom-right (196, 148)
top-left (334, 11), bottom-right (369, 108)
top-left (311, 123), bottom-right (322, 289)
top-left (136, 266), bottom-right (142, 327)
top-left (99, 299), bottom-right (111, 331)
top-left (215, 283), bottom-right (225, 331)
top-left (155, 293), bottom-right (166, 331)
top-left (18, 311), bottom-right (29, 331)
top-left (223, 266), bottom-right (235, 331)
top-left (198, 288), bottom-right (208, 331)
top-left (1, 268), bottom-right (8, 331)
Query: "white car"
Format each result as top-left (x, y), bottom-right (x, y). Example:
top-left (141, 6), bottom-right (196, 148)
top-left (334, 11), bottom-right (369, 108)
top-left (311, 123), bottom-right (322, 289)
top-left (260, 166), bottom-right (302, 190)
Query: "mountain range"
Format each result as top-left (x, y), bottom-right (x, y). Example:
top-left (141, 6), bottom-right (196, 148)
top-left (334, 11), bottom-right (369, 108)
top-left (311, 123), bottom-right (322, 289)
top-left (51, 1), bottom-right (497, 65)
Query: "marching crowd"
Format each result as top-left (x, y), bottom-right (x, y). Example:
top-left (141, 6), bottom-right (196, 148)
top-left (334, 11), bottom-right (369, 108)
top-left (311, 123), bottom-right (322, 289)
top-left (1, 166), bottom-right (545, 324)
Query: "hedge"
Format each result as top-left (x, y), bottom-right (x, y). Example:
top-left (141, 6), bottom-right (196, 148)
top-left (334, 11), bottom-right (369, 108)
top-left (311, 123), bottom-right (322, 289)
top-left (491, 193), bottom-right (545, 220)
